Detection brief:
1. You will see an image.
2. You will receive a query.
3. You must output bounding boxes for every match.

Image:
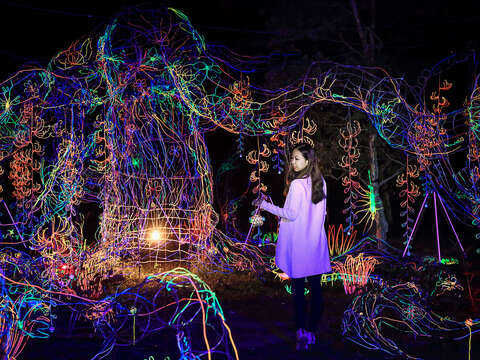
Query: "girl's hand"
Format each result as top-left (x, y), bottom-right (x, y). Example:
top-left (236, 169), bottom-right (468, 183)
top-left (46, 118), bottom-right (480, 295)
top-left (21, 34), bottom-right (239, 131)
top-left (251, 197), bottom-right (263, 207)
top-left (251, 193), bottom-right (266, 207)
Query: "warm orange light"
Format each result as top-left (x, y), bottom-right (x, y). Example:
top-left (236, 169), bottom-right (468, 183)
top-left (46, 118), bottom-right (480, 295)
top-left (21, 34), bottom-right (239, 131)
top-left (147, 228), bottom-right (164, 244)
top-left (151, 230), bottom-right (161, 241)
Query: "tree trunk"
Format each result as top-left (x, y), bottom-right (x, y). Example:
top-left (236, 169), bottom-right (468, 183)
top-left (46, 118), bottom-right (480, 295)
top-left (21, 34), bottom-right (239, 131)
top-left (352, 0), bottom-right (388, 247)
top-left (369, 131), bottom-right (389, 247)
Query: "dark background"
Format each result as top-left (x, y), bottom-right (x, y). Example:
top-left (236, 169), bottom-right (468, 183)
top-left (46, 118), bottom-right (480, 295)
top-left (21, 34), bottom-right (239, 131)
top-left (1, 0), bottom-right (480, 255)
top-left (2, 0), bottom-right (479, 77)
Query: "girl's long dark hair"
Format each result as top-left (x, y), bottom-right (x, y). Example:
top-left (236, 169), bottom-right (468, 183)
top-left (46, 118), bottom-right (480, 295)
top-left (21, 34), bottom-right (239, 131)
top-left (285, 143), bottom-right (325, 204)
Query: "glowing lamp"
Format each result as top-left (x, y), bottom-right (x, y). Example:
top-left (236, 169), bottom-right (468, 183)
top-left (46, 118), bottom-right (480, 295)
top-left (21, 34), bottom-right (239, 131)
top-left (151, 230), bottom-right (161, 241)
top-left (147, 228), bottom-right (164, 244)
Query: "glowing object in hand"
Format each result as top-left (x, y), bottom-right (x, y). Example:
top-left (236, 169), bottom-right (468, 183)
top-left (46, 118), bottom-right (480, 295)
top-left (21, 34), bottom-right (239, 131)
top-left (249, 214), bottom-right (265, 227)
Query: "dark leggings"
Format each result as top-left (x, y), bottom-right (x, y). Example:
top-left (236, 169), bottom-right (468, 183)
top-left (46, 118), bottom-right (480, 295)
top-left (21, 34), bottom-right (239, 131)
top-left (291, 274), bottom-right (324, 331)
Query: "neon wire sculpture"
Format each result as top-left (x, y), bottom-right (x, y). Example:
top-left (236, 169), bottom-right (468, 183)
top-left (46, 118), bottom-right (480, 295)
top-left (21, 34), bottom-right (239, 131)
top-left (1, 6), bottom-right (480, 359)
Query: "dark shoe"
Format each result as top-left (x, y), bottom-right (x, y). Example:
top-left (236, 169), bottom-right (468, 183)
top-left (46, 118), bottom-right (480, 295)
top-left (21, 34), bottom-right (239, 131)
top-left (296, 328), bottom-right (308, 351)
top-left (305, 330), bottom-right (316, 346)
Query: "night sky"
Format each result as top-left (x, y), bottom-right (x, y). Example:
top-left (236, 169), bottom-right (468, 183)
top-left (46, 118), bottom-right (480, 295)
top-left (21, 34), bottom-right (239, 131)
top-left (1, 0), bottom-right (479, 79)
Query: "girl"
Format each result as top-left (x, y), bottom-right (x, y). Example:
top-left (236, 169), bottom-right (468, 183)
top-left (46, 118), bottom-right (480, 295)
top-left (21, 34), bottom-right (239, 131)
top-left (254, 143), bottom-right (331, 351)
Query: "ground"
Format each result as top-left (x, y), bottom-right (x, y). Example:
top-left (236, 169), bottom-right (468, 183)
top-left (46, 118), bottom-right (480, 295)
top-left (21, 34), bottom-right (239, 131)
top-left (20, 266), bottom-right (480, 360)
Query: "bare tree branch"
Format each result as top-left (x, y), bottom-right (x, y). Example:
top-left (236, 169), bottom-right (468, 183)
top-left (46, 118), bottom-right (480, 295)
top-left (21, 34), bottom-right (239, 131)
top-left (378, 168), bottom-right (404, 188)
top-left (350, 0), bottom-right (368, 57)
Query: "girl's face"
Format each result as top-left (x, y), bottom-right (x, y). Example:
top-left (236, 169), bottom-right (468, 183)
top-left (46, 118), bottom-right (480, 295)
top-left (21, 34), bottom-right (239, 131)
top-left (290, 149), bottom-right (309, 172)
